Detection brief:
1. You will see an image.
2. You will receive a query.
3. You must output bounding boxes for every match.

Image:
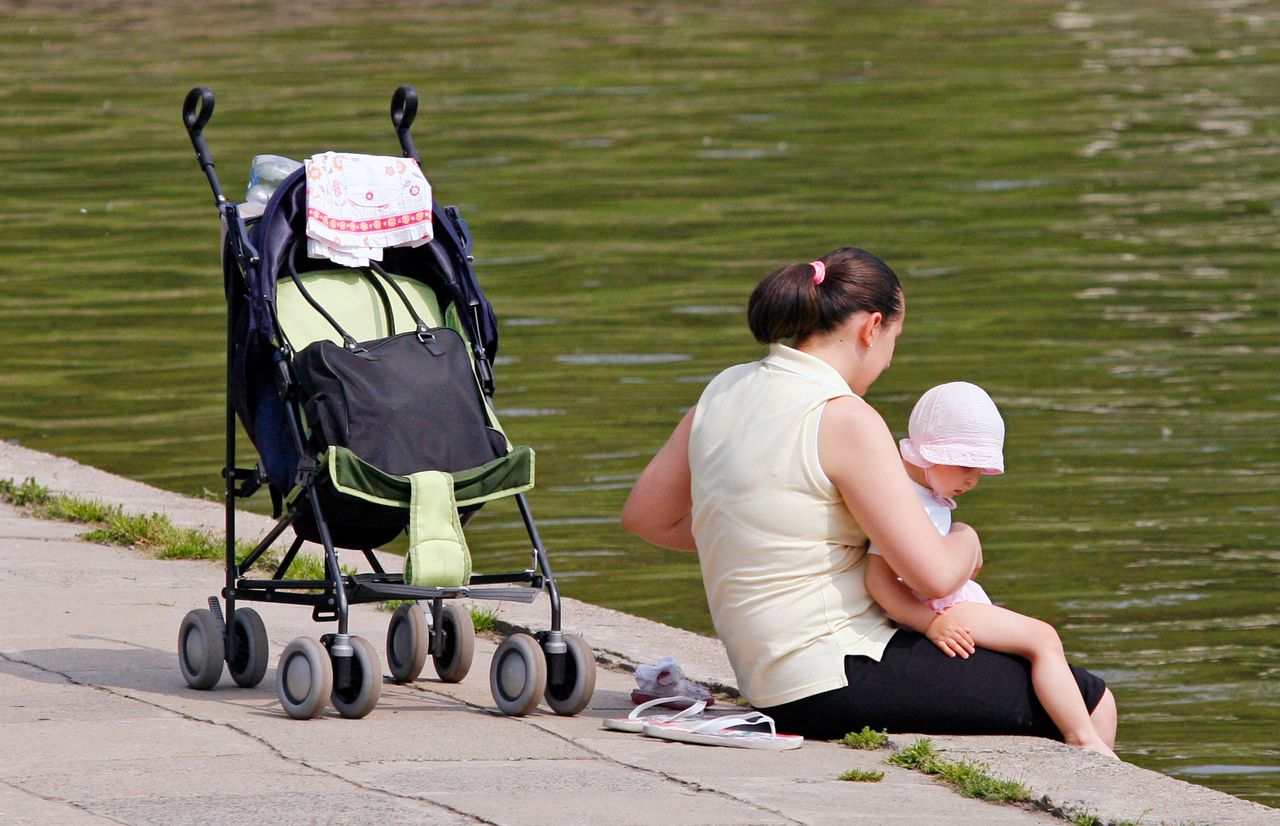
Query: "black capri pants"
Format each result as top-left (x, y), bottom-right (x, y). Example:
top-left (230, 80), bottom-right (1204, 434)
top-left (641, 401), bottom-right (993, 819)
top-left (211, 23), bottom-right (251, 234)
top-left (757, 630), bottom-right (1108, 741)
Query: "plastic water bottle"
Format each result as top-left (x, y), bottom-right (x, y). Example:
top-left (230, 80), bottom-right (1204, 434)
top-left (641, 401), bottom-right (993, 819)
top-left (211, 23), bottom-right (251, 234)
top-left (245, 154), bottom-right (302, 205)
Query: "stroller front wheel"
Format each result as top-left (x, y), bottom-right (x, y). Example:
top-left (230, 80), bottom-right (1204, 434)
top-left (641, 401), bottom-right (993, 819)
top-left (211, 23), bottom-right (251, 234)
top-left (490, 633), bottom-right (546, 716)
top-left (276, 637), bottom-right (333, 719)
top-left (178, 608), bottom-right (224, 690)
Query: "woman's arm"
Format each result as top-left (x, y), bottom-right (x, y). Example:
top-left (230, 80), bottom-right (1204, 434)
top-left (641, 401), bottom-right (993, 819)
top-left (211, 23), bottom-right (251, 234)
top-left (818, 396), bottom-right (980, 598)
top-left (621, 407), bottom-right (698, 552)
top-left (865, 555), bottom-right (975, 657)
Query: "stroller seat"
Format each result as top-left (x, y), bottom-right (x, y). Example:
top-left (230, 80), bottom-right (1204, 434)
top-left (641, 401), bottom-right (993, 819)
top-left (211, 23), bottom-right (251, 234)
top-left (174, 84), bottom-right (595, 722)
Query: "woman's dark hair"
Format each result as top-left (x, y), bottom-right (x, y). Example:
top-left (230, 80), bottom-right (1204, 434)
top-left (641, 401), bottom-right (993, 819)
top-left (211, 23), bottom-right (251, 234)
top-left (747, 246), bottom-right (903, 345)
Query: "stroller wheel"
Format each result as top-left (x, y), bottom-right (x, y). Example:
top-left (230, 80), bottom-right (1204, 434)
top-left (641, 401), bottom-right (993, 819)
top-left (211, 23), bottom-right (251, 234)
top-left (276, 637), bottom-right (332, 719)
top-left (489, 632), bottom-right (547, 716)
top-left (386, 603), bottom-right (429, 683)
top-left (330, 636), bottom-right (382, 719)
top-left (178, 608), bottom-right (224, 690)
top-left (544, 634), bottom-right (597, 717)
top-left (227, 607), bottom-right (269, 688)
top-left (431, 603), bottom-right (475, 684)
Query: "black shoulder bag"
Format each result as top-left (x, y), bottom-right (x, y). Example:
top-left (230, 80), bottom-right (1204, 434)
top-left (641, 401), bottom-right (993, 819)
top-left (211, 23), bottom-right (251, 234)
top-left (288, 264), bottom-right (507, 478)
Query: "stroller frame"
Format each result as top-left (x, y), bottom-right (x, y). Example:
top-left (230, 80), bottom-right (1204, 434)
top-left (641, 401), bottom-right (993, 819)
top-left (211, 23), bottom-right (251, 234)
top-left (176, 85), bottom-right (594, 720)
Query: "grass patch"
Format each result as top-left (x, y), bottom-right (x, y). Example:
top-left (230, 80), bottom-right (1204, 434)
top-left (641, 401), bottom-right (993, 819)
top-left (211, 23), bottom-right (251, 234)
top-left (887, 738), bottom-right (1029, 803)
top-left (1068, 813), bottom-right (1141, 826)
top-left (379, 599), bottom-right (502, 634)
top-left (470, 605), bottom-right (499, 633)
top-left (837, 768), bottom-right (884, 782)
top-left (1, 477), bottom-right (356, 580)
top-left (0, 476), bottom-right (49, 506)
top-left (840, 726), bottom-right (889, 750)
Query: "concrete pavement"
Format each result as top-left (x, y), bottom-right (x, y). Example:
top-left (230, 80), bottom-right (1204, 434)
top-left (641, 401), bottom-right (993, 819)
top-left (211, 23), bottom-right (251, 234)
top-left (1, 441), bottom-right (1275, 825)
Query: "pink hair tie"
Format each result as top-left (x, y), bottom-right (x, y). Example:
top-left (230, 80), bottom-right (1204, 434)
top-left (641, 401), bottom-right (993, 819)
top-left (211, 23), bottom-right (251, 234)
top-left (810, 260), bottom-right (826, 285)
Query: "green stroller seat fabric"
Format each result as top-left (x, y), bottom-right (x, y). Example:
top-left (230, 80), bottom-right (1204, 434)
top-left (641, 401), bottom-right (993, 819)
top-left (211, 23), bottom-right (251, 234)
top-left (404, 470), bottom-right (470, 588)
top-left (315, 445), bottom-right (535, 586)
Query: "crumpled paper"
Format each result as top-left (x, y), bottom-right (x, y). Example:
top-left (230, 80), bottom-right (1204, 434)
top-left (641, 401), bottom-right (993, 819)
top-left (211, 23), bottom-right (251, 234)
top-left (634, 655), bottom-right (712, 702)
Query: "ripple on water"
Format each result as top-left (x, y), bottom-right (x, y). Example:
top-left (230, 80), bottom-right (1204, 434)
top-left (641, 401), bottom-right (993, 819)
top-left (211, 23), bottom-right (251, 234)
top-left (947, 178), bottom-right (1049, 191)
top-left (671, 305), bottom-right (739, 315)
top-left (496, 407), bottom-right (565, 418)
top-left (566, 138), bottom-right (615, 149)
top-left (1178, 764), bottom-right (1280, 777)
top-left (555, 353), bottom-right (691, 366)
top-left (694, 144), bottom-right (788, 160)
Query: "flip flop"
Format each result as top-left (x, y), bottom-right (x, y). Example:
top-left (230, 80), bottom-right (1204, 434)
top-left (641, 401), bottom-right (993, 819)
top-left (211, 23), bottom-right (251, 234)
top-left (603, 696), bottom-right (709, 733)
top-left (641, 711), bottom-right (803, 751)
top-left (630, 690), bottom-right (714, 709)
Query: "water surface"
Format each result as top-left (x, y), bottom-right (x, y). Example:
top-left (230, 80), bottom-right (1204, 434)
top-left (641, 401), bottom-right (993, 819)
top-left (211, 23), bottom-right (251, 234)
top-left (0, 0), bottom-right (1276, 806)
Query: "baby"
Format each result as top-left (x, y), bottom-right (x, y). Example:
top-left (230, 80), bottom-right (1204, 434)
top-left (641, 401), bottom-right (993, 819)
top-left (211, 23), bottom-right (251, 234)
top-left (865, 382), bottom-right (1117, 758)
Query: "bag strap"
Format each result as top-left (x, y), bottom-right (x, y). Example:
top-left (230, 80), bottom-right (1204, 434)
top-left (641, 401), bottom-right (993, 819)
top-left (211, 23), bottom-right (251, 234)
top-left (281, 245), bottom-right (448, 355)
top-left (368, 261), bottom-right (434, 336)
top-left (282, 252), bottom-right (361, 351)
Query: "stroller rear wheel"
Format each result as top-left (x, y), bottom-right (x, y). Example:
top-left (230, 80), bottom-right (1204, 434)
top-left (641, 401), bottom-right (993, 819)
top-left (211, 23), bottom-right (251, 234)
top-left (544, 633), bottom-right (596, 717)
top-left (386, 602), bottom-right (429, 683)
top-left (227, 607), bottom-right (269, 688)
top-left (330, 635), bottom-right (382, 719)
top-left (489, 632), bottom-right (547, 716)
top-left (178, 608), bottom-right (224, 690)
top-left (432, 603), bottom-right (475, 683)
top-left (276, 637), bottom-right (333, 719)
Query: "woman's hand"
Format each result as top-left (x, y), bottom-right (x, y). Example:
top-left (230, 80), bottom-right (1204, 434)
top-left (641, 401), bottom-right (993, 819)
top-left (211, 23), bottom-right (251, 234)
top-left (926, 613), bottom-right (976, 658)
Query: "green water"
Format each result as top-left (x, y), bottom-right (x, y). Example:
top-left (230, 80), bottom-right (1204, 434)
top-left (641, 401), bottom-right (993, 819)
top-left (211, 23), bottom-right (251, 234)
top-left (2, 0), bottom-right (1276, 806)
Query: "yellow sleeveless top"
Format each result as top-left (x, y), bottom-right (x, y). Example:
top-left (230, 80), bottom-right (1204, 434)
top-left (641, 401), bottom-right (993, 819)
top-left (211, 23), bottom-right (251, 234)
top-left (689, 344), bottom-right (896, 707)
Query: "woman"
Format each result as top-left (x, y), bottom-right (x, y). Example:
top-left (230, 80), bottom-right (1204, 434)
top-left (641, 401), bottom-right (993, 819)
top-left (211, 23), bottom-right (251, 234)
top-left (621, 247), bottom-right (1116, 743)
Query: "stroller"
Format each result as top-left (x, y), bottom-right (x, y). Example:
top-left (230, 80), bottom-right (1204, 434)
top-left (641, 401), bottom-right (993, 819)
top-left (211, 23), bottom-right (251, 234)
top-left (175, 85), bottom-right (595, 720)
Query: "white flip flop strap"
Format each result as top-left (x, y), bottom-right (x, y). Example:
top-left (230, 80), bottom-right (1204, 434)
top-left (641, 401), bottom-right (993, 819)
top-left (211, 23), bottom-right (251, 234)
top-left (627, 696), bottom-right (706, 723)
top-left (688, 712), bottom-right (776, 737)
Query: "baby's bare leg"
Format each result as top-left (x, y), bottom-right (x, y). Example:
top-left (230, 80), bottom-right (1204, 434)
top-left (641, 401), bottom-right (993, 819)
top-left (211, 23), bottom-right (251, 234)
top-left (944, 602), bottom-right (1117, 758)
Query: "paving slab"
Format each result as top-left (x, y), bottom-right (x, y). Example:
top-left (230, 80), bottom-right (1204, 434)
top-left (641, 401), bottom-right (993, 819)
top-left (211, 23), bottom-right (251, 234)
top-left (1, 441), bottom-right (1276, 825)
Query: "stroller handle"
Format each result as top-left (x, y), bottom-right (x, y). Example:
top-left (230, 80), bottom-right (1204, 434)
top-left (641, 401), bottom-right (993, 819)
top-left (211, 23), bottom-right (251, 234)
top-left (391, 85), bottom-right (421, 164)
top-left (183, 86), bottom-right (228, 206)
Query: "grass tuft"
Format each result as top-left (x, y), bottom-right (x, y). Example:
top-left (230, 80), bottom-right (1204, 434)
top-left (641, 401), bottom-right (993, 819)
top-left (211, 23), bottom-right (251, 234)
top-left (470, 605), bottom-right (500, 633)
top-left (840, 726), bottom-right (889, 750)
top-left (838, 768), bottom-right (884, 782)
top-left (0, 476), bottom-right (50, 506)
top-left (33, 495), bottom-right (118, 524)
top-left (378, 600), bottom-right (502, 634)
top-left (0, 477), bottom-right (357, 581)
top-left (886, 738), bottom-right (1029, 802)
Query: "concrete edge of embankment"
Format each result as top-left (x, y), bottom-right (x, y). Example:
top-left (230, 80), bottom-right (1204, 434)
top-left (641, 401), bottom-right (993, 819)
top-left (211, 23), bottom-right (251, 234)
top-left (2, 439), bottom-right (1276, 825)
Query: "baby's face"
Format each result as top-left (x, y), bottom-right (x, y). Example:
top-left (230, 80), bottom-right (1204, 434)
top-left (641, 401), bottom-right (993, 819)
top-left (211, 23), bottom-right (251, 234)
top-left (928, 464), bottom-right (982, 499)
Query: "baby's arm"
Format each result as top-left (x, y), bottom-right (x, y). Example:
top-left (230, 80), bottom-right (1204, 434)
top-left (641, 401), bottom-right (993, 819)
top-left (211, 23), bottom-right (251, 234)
top-left (865, 554), bottom-right (975, 657)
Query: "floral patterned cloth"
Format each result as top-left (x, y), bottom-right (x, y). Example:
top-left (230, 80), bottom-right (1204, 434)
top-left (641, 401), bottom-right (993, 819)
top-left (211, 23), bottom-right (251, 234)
top-left (304, 152), bottom-right (433, 266)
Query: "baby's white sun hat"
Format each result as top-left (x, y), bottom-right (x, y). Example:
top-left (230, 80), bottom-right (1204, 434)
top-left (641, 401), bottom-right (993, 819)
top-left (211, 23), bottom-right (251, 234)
top-left (899, 381), bottom-right (1005, 475)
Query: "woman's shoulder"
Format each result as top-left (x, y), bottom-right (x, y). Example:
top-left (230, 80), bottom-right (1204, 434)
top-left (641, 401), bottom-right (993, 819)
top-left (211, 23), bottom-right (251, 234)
top-left (822, 393), bottom-right (887, 429)
top-left (817, 395), bottom-right (897, 475)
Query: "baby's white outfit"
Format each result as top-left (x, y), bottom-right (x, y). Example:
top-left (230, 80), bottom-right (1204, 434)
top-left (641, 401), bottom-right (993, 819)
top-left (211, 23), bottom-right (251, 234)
top-left (868, 480), bottom-right (991, 613)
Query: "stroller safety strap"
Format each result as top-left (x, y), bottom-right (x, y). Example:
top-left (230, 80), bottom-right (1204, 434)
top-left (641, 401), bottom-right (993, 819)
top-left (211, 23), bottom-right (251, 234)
top-left (403, 470), bottom-right (471, 587)
top-left (315, 445), bottom-right (535, 509)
